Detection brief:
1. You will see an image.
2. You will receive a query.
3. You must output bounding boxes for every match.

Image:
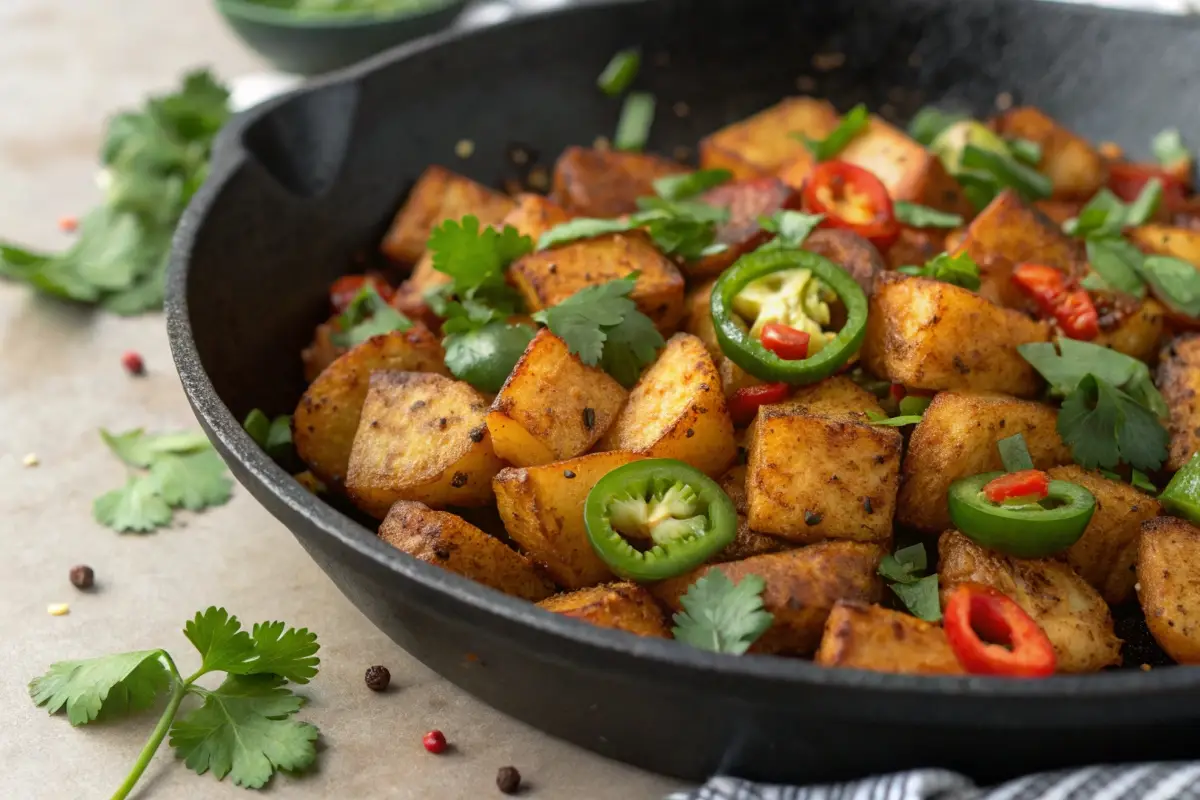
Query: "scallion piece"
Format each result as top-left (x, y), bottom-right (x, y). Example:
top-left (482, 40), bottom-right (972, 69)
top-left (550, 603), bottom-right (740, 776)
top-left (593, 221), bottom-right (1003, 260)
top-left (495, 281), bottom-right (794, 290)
top-left (614, 92), bottom-right (655, 152)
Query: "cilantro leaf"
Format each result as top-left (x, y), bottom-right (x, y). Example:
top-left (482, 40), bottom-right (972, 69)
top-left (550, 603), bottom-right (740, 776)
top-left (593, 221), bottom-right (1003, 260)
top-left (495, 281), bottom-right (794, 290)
top-left (533, 277), bottom-right (639, 365)
top-left (427, 216), bottom-right (532, 294)
top-left (444, 322), bottom-right (536, 393)
top-left (1058, 374), bottom-right (1167, 472)
top-left (1153, 128), bottom-right (1191, 169)
top-left (29, 650), bottom-right (171, 726)
top-left (653, 169), bottom-right (732, 201)
top-left (1115, 389), bottom-right (1170, 473)
top-left (671, 572), bottom-right (774, 655)
top-left (878, 543), bottom-right (927, 583)
top-left (241, 622), bottom-right (321, 684)
top-left (1066, 182), bottom-right (1161, 239)
top-left (897, 251), bottom-right (981, 290)
top-left (1141, 255), bottom-right (1200, 317)
top-left (537, 217), bottom-right (640, 250)
top-left (890, 575), bottom-right (942, 622)
top-left (597, 48), bottom-right (640, 97)
top-left (185, 607), bottom-right (257, 675)
top-left (101, 428), bottom-right (211, 468)
top-left (1086, 238), bottom-right (1147, 298)
top-left (1132, 469), bottom-right (1157, 494)
top-left (757, 210), bottom-right (824, 250)
top-left (329, 284), bottom-right (411, 348)
top-left (150, 450), bottom-right (233, 511)
top-left (893, 201), bottom-right (964, 229)
top-left (795, 103), bottom-right (869, 162)
top-left (614, 91), bottom-right (656, 152)
top-left (93, 476), bottom-right (174, 533)
top-left (245, 408), bottom-right (296, 458)
top-left (599, 310), bottom-right (665, 387)
top-left (1018, 338), bottom-right (1167, 418)
top-left (898, 394), bottom-right (933, 417)
top-left (170, 674), bottom-right (318, 789)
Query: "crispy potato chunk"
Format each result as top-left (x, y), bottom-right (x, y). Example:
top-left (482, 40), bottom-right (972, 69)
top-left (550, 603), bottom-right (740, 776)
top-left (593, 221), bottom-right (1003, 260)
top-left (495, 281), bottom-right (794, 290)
top-left (886, 227), bottom-right (945, 272)
top-left (699, 97), bottom-right (840, 179)
top-left (508, 233), bottom-right (686, 333)
top-left (689, 177), bottom-right (801, 277)
top-left (487, 330), bottom-right (626, 467)
top-left (898, 392), bottom-right (1071, 533)
top-left (379, 501), bottom-right (553, 601)
top-left (381, 166), bottom-right (514, 263)
top-left (345, 372), bottom-right (503, 516)
top-left (938, 531), bottom-right (1121, 673)
top-left (862, 273), bottom-right (1052, 397)
top-left (815, 602), bottom-right (964, 675)
top-left (538, 582), bottom-right (669, 638)
top-left (1131, 225), bottom-right (1200, 266)
top-left (301, 317), bottom-right (345, 383)
top-left (294, 327), bottom-right (449, 487)
top-left (1047, 465), bottom-right (1160, 605)
top-left (802, 229), bottom-right (886, 296)
top-left (652, 543), bottom-right (884, 655)
top-left (993, 107), bottom-right (1107, 200)
top-left (551, 146), bottom-right (685, 218)
top-left (493, 451), bottom-right (645, 589)
top-left (746, 401), bottom-right (900, 543)
top-left (501, 193), bottom-right (573, 240)
top-left (786, 375), bottom-right (885, 419)
top-left (713, 466), bottom-right (793, 563)
top-left (599, 333), bottom-right (736, 477)
top-left (1093, 299), bottom-right (1165, 363)
top-left (1138, 516), bottom-right (1200, 664)
top-left (1158, 334), bottom-right (1200, 470)
top-left (684, 280), bottom-right (720, 360)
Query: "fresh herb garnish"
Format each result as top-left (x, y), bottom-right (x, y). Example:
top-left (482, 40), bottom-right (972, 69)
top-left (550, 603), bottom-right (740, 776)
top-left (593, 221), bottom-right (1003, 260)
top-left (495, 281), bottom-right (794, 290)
top-left (1153, 128), bottom-right (1190, 171)
top-left (444, 322), bottom-right (537, 393)
top-left (1085, 238), bottom-right (1148, 298)
top-left (908, 107), bottom-right (966, 147)
top-left (1141, 255), bottom-right (1200, 317)
top-left (614, 91), bottom-right (655, 152)
top-left (959, 144), bottom-right (1053, 205)
top-left (1065, 182), bottom-right (1161, 238)
top-left (998, 433), bottom-right (1035, 472)
top-left (537, 192), bottom-right (728, 260)
top-left (897, 251), bottom-right (982, 290)
top-left (756, 210), bottom-right (825, 251)
top-left (671, 572), bottom-right (774, 655)
top-left (427, 215), bottom-right (532, 305)
top-left (653, 169), bottom-right (732, 201)
top-left (878, 543), bottom-right (941, 622)
top-left (866, 395), bottom-right (927, 426)
top-left (893, 201), bottom-right (964, 229)
top-left (330, 284), bottom-right (411, 348)
top-left (30, 607), bottom-right (319, 796)
top-left (597, 48), bottom-right (640, 97)
top-left (793, 103), bottom-right (869, 162)
top-left (1006, 138), bottom-right (1043, 166)
top-left (1132, 469), bottom-right (1157, 494)
top-left (243, 409), bottom-right (293, 460)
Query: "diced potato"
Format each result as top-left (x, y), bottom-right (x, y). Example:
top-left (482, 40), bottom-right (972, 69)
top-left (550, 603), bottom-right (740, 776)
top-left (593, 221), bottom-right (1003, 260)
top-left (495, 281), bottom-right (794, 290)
top-left (786, 375), bottom-right (885, 419)
top-left (815, 602), bottom-right (964, 675)
top-left (551, 146), bottom-right (685, 218)
top-left (993, 107), bottom-right (1107, 200)
top-left (689, 177), bottom-right (801, 278)
top-left (508, 233), bottom-right (686, 333)
top-left (1046, 465), bottom-right (1160, 605)
top-left (885, 227), bottom-right (945, 272)
top-left (1138, 516), bottom-right (1200, 663)
top-left (713, 465), bottom-right (793, 562)
top-left (487, 329), bottom-right (627, 467)
top-left (938, 531), bottom-right (1121, 673)
top-left (1092, 299), bottom-right (1165, 363)
top-left (1130, 225), bottom-right (1200, 266)
top-left (493, 451), bottom-right (646, 589)
top-left (599, 333), bottom-right (736, 477)
top-left (699, 97), bottom-right (840, 179)
top-left (862, 273), bottom-right (1052, 397)
top-left (379, 501), bottom-right (553, 601)
top-left (301, 317), bottom-right (344, 383)
top-left (293, 327), bottom-right (449, 488)
top-left (802, 229), bottom-right (886, 296)
top-left (381, 165), bottom-right (514, 263)
top-left (1034, 199), bottom-right (1085, 227)
top-left (684, 280), bottom-right (720, 360)
top-left (538, 582), bottom-right (669, 638)
top-left (345, 372), bottom-right (503, 517)
top-left (1158, 334), bottom-right (1200, 470)
top-left (500, 193), bottom-right (573, 241)
top-left (407, 250), bottom-right (452, 295)
top-left (898, 391), bottom-right (1071, 533)
top-left (746, 401), bottom-right (900, 543)
top-left (651, 542), bottom-right (884, 655)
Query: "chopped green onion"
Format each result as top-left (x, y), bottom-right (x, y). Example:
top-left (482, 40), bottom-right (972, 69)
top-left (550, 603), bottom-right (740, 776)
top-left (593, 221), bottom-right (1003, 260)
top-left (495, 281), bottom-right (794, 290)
top-left (893, 201), bottom-right (963, 229)
top-left (653, 169), bottom-right (732, 201)
top-left (614, 92), bottom-right (655, 152)
top-left (960, 145), bottom-right (1052, 202)
top-left (1007, 138), bottom-right (1043, 166)
top-left (795, 103), bottom-right (869, 162)
top-left (597, 48), bottom-right (641, 97)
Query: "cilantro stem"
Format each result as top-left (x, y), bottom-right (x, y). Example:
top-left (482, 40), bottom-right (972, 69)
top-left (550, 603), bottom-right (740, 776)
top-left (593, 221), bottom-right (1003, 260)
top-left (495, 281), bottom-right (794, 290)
top-left (109, 654), bottom-right (196, 800)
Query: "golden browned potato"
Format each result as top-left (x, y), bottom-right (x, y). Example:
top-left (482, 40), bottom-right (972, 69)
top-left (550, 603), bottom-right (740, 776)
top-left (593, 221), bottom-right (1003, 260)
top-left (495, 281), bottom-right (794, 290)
top-left (487, 330), bottom-right (627, 468)
top-left (381, 165), bottom-right (515, 263)
top-left (1047, 465), bottom-right (1160, 605)
top-left (1137, 516), bottom-right (1200, 663)
top-left (898, 392), bottom-right (1071, 533)
top-left (293, 327), bottom-right (449, 488)
top-left (1092, 299), bottom-right (1166, 363)
top-left (1130, 225), bottom-right (1200, 266)
top-left (508, 233), bottom-right (686, 333)
top-left (345, 372), bottom-right (503, 517)
top-left (993, 107), bottom-right (1107, 200)
top-left (1158, 334), bottom-right (1200, 471)
top-left (689, 177), bottom-right (801, 278)
top-left (599, 333), bottom-right (737, 477)
top-left (500, 193), bottom-right (573, 240)
top-left (938, 531), bottom-right (1121, 673)
top-left (493, 451), bottom-right (646, 589)
top-left (651, 542), bottom-right (884, 655)
top-left (551, 146), bottom-right (685, 218)
top-left (301, 317), bottom-right (344, 383)
top-left (802, 229), bottom-right (886, 296)
top-left (746, 402), bottom-right (900, 543)
top-left (538, 582), bottom-right (670, 637)
top-left (861, 273), bottom-right (1052, 397)
top-left (379, 501), bottom-right (554, 601)
top-left (815, 602), bottom-right (964, 675)
top-left (885, 227), bottom-right (945, 273)
top-left (699, 97), bottom-right (839, 179)
top-left (786, 375), bottom-right (886, 419)
top-left (712, 466), bottom-right (792, 562)
top-left (684, 280), bottom-right (720, 360)
top-left (406, 250), bottom-right (452, 296)
top-left (1034, 199), bottom-right (1085, 227)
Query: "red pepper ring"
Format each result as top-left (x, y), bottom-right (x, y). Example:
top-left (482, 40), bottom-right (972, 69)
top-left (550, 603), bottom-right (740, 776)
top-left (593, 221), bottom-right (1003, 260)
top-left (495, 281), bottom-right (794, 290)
top-left (728, 383), bottom-right (790, 427)
top-left (802, 161), bottom-right (899, 251)
top-left (760, 323), bottom-right (811, 361)
top-left (943, 583), bottom-right (1057, 678)
top-left (982, 469), bottom-right (1051, 504)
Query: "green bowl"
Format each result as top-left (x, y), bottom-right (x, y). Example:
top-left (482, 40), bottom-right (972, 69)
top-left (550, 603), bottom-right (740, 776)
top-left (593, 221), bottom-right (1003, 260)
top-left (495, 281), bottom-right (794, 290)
top-left (215, 0), bottom-right (470, 76)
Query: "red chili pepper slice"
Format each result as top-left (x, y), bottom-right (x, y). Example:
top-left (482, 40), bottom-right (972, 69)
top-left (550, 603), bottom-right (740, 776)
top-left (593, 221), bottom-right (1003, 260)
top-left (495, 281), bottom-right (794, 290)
top-left (802, 161), bottom-right (899, 251)
top-left (982, 469), bottom-right (1051, 504)
top-left (944, 583), bottom-right (1056, 678)
top-left (1108, 162), bottom-right (1188, 212)
top-left (1011, 264), bottom-right (1099, 341)
top-left (330, 274), bottom-right (394, 314)
top-left (759, 323), bottom-right (811, 361)
top-left (728, 383), bottom-right (790, 427)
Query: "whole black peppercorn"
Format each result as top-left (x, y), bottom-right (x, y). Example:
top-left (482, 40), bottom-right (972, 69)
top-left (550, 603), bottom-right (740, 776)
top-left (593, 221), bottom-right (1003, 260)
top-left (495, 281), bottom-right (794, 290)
top-left (69, 565), bottom-right (94, 590)
top-left (804, 510), bottom-right (823, 526)
top-left (364, 665), bottom-right (391, 692)
top-left (582, 407), bottom-right (596, 429)
top-left (496, 766), bottom-right (522, 794)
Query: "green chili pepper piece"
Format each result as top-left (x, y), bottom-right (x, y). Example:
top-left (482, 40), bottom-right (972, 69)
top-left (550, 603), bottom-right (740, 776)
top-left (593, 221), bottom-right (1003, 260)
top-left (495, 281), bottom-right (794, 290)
top-left (710, 248), bottom-right (868, 385)
top-left (1160, 451), bottom-right (1200, 524)
top-left (584, 459), bottom-right (737, 581)
top-left (948, 472), bottom-right (1096, 558)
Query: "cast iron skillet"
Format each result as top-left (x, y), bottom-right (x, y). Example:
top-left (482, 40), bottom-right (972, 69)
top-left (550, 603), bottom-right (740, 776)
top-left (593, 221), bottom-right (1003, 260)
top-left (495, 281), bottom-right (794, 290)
top-left (168, 0), bottom-right (1200, 783)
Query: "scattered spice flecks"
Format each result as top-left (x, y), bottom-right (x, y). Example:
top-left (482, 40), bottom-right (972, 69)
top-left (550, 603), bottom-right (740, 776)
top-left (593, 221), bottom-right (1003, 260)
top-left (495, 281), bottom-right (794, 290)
top-left (364, 665), bottom-right (391, 692)
top-left (422, 730), bottom-right (448, 754)
top-left (121, 351), bottom-right (146, 376)
top-left (23, 452), bottom-right (39, 467)
top-left (69, 565), bottom-right (95, 590)
top-left (47, 603), bottom-right (70, 616)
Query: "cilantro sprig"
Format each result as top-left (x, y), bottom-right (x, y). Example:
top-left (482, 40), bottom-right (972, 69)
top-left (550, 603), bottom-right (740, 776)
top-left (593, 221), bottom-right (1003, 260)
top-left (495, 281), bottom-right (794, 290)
top-left (756, 210), bottom-right (824, 251)
top-left (793, 103), bottom-right (869, 162)
top-left (30, 607), bottom-right (319, 797)
top-left (671, 572), bottom-right (774, 654)
top-left (243, 409), bottom-right (293, 460)
top-left (897, 251), bottom-right (982, 290)
top-left (330, 284), bottom-right (411, 348)
top-left (878, 543), bottom-right (941, 622)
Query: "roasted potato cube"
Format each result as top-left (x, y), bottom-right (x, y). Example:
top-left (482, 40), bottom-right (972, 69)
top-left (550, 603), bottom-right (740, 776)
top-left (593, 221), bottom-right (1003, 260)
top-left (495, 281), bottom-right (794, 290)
top-left (1158, 334), bottom-right (1200, 471)
top-left (786, 375), bottom-right (885, 419)
top-left (500, 193), bottom-right (573, 240)
top-left (1131, 225), bottom-right (1200, 266)
top-left (487, 330), bottom-right (627, 467)
top-left (815, 602), bottom-right (964, 675)
top-left (712, 466), bottom-right (793, 563)
top-left (1093, 299), bottom-right (1165, 363)
top-left (381, 166), bottom-right (515, 263)
top-left (345, 372), bottom-right (503, 516)
top-left (898, 391), bottom-right (1071, 533)
top-left (493, 451), bottom-right (646, 589)
top-left (1047, 465), bottom-right (1160, 605)
top-left (379, 501), bottom-right (553, 601)
top-left (938, 531), bottom-right (1121, 673)
top-left (293, 327), bottom-right (449, 487)
top-left (599, 333), bottom-right (736, 477)
top-left (746, 402), bottom-right (900, 543)
top-left (551, 146), bottom-right (685, 218)
top-left (993, 107), bottom-right (1107, 200)
top-left (684, 280), bottom-right (720, 360)
top-left (689, 177), bottom-right (802, 278)
top-left (1138, 516), bottom-right (1200, 663)
top-left (301, 316), bottom-right (345, 383)
top-left (651, 542), bottom-right (884, 655)
top-left (862, 273), bottom-right (1052, 397)
top-left (699, 97), bottom-right (840, 179)
top-left (508, 233), bottom-right (686, 333)
top-left (538, 582), bottom-right (669, 638)
top-left (885, 227), bottom-right (945, 272)
top-left (802, 229), bottom-right (886, 296)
